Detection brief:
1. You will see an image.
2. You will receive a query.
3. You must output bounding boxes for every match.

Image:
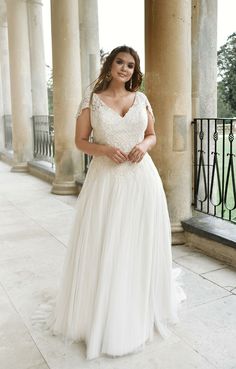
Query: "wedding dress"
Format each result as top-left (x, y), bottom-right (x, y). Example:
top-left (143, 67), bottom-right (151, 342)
top-left (48, 90), bottom-right (186, 360)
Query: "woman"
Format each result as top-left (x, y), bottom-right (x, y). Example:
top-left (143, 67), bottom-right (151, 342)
top-left (51, 45), bottom-right (185, 360)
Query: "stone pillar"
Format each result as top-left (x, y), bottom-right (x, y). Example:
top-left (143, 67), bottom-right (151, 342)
top-left (0, 2), bottom-right (11, 151)
top-left (27, 0), bottom-right (48, 115)
top-left (145, 0), bottom-right (192, 244)
top-left (7, 0), bottom-right (33, 171)
top-left (51, 0), bottom-right (82, 194)
top-left (192, 0), bottom-right (217, 214)
top-left (0, 61), bottom-right (4, 151)
top-left (79, 0), bottom-right (100, 92)
top-left (0, 9), bottom-right (12, 116)
top-left (192, 0), bottom-right (217, 117)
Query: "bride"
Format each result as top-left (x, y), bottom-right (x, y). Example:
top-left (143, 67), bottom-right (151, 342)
top-left (49, 45), bottom-right (186, 360)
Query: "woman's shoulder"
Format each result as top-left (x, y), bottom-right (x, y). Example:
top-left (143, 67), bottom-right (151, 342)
top-left (136, 91), bottom-right (150, 103)
top-left (136, 91), bottom-right (155, 120)
top-left (136, 91), bottom-right (148, 98)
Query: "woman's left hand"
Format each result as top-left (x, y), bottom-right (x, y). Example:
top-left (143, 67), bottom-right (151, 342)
top-left (128, 143), bottom-right (147, 163)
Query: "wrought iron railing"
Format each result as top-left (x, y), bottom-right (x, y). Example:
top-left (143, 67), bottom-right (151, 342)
top-left (83, 136), bottom-right (93, 174)
top-left (3, 115), bottom-right (13, 150)
top-left (83, 153), bottom-right (92, 174)
top-left (2, 114), bottom-right (92, 176)
top-left (32, 115), bottom-right (54, 167)
top-left (193, 118), bottom-right (236, 223)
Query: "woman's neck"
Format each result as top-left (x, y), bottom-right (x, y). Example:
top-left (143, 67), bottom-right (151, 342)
top-left (106, 80), bottom-right (128, 97)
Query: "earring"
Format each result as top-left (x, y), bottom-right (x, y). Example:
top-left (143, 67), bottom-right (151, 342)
top-left (129, 78), bottom-right (133, 89)
top-left (105, 71), bottom-right (112, 81)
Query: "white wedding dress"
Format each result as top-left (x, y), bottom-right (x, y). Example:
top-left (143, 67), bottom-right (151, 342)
top-left (48, 90), bottom-right (186, 360)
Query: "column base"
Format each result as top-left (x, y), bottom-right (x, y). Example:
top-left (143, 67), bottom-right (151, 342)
top-left (171, 223), bottom-right (186, 245)
top-left (51, 180), bottom-right (79, 195)
top-left (11, 162), bottom-right (29, 172)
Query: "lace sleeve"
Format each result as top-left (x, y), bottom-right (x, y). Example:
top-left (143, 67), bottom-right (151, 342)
top-left (145, 95), bottom-right (155, 123)
top-left (75, 88), bottom-right (92, 119)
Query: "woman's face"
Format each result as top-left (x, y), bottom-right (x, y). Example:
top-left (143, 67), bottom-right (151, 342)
top-left (110, 52), bottom-right (135, 84)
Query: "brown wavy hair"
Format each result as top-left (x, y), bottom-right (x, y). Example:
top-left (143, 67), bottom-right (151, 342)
top-left (92, 46), bottom-right (143, 94)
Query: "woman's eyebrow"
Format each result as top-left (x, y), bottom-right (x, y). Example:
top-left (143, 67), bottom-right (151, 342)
top-left (116, 57), bottom-right (135, 65)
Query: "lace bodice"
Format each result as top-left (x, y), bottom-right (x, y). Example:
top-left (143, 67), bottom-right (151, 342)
top-left (76, 90), bottom-right (155, 180)
top-left (77, 90), bottom-right (154, 154)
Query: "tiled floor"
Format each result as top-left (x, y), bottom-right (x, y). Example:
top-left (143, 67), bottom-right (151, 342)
top-left (0, 160), bottom-right (236, 369)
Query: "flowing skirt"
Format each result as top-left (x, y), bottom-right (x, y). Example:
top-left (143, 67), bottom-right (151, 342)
top-left (49, 154), bottom-right (186, 360)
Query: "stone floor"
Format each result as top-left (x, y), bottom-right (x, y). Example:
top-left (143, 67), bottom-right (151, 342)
top-left (0, 160), bottom-right (236, 369)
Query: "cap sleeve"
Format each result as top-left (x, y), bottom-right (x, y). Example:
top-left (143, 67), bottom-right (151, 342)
top-left (145, 95), bottom-right (155, 123)
top-left (75, 88), bottom-right (92, 119)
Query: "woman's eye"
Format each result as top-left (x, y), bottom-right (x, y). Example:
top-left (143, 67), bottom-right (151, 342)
top-left (128, 64), bottom-right (134, 69)
top-left (116, 60), bottom-right (122, 64)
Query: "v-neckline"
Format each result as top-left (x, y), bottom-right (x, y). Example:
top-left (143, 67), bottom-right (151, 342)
top-left (94, 92), bottom-right (137, 119)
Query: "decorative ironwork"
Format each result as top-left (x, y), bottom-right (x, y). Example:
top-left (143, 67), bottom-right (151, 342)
top-left (209, 152), bottom-right (222, 206)
top-left (196, 150), bottom-right (208, 203)
top-left (193, 118), bottom-right (236, 223)
top-left (213, 131), bottom-right (218, 141)
top-left (32, 115), bottom-right (54, 167)
top-left (83, 136), bottom-right (94, 174)
top-left (229, 132), bottom-right (234, 142)
top-left (3, 115), bottom-right (13, 150)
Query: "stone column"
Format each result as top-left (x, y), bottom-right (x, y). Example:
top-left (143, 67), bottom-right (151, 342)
top-left (192, 0), bottom-right (217, 214)
top-left (0, 61), bottom-right (4, 151)
top-left (79, 0), bottom-right (100, 92)
top-left (27, 0), bottom-right (48, 115)
top-left (192, 0), bottom-right (217, 117)
top-left (7, 0), bottom-right (33, 171)
top-left (145, 0), bottom-right (192, 244)
top-left (0, 6), bottom-right (11, 116)
top-left (51, 0), bottom-right (82, 194)
top-left (0, 1), bottom-right (12, 153)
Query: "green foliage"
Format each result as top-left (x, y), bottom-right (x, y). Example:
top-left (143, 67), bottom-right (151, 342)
top-left (139, 76), bottom-right (145, 92)
top-left (100, 48), bottom-right (109, 66)
top-left (47, 66), bottom-right (53, 115)
top-left (217, 82), bottom-right (235, 117)
top-left (217, 32), bottom-right (236, 116)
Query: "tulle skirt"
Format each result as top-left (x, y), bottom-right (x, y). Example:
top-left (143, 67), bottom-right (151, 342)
top-left (47, 154), bottom-right (186, 360)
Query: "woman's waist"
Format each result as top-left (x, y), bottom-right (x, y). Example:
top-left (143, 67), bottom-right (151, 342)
top-left (93, 137), bottom-right (144, 153)
top-left (89, 153), bottom-right (152, 177)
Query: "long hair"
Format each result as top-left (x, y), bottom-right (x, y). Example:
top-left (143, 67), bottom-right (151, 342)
top-left (92, 46), bottom-right (143, 94)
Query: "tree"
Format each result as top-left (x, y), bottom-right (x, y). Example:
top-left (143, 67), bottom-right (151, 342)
top-left (46, 65), bottom-right (53, 116)
top-left (217, 32), bottom-right (236, 116)
top-left (100, 48), bottom-right (109, 66)
top-left (217, 82), bottom-right (235, 117)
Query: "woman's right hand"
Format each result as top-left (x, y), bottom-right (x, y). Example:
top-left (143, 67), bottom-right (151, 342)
top-left (104, 146), bottom-right (128, 164)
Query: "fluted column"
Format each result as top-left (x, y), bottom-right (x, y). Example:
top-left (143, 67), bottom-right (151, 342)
top-left (51, 0), bottom-right (82, 194)
top-left (79, 0), bottom-right (100, 92)
top-left (145, 0), bottom-right (192, 244)
top-left (192, 0), bottom-right (217, 117)
top-left (27, 0), bottom-right (48, 115)
top-left (7, 0), bottom-right (33, 171)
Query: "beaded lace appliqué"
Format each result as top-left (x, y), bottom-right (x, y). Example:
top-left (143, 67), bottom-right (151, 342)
top-left (76, 91), bottom-right (155, 180)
